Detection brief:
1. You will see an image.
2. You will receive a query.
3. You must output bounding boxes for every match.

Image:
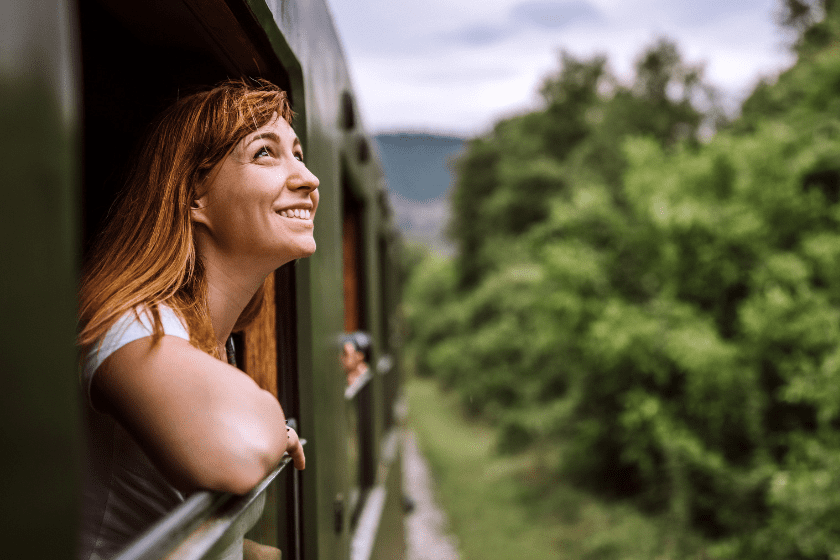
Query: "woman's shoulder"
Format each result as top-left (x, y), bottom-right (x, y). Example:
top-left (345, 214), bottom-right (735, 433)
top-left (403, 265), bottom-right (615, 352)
top-left (83, 305), bottom-right (190, 397)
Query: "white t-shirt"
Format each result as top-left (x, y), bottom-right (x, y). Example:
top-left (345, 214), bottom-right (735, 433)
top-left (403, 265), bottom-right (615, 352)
top-left (77, 307), bottom-right (250, 560)
top-left (82, 306), bottom-right (190, 408)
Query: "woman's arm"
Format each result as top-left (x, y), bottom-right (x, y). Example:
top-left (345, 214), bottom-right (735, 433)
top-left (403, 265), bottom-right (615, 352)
top-left (93, 334), bottom-right (304, 495)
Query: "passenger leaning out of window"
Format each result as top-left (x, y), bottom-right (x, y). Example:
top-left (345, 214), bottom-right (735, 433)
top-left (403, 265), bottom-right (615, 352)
top-left (77, 79), bottom-right (314, 560)
top-left (341, 331), bottom-right (372, 387)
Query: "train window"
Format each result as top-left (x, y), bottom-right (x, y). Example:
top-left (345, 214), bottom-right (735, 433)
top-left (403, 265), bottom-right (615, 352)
top-left (343, 182), bottom-right (367, 334)
top-left (78, 0), bottom-right (302, 557)
top-left (341, 90), bottom-right (356, 130)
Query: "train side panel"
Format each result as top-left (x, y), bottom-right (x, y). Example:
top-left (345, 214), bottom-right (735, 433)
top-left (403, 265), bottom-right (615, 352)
top-left (0, 0), bottom-right (82, 558)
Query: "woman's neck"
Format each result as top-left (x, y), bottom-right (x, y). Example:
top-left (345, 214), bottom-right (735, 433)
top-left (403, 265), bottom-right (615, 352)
top-left (201, 255), bottom-right (269, 350)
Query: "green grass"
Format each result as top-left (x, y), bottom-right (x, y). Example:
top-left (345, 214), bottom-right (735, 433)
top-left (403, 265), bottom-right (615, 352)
top-left (406, 376), bottom-right (709, 560)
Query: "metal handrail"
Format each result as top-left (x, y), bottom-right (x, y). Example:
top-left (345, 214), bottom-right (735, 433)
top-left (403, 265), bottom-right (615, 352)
top-left (112, 442), bottom-right (304, 560)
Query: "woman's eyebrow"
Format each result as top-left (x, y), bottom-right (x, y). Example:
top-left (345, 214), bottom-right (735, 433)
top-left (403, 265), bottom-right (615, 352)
top-left (247, 131), bottom-right (281, 145)
top-left (246, 132), bottom-right (301, 152)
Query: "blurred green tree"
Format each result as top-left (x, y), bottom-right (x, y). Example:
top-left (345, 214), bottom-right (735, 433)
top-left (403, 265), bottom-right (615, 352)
top-left (405, 2), bottom-right (840, 557)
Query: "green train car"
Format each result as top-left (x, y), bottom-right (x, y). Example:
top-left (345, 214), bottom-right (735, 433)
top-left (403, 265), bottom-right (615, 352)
top-left (0, 0), bottom-right (406, 558)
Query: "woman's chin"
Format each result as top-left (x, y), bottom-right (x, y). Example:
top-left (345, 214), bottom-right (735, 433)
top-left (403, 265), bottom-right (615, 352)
top-left (297, 244), bottom-right (316, 260)
top-left (278, 239), bottom-right (316, 264)
top-left (297, 237), bottom-right (316, 258)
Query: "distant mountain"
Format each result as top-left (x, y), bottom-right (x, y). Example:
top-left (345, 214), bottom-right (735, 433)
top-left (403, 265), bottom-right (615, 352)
top-left (374, 133), bottom-right (466, 254)
top-left (374, 133), bottom-right (465, 202)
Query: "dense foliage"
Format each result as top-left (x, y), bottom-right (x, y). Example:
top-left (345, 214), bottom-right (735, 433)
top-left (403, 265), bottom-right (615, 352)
top-left (403, 2), bottom-right (840, 557)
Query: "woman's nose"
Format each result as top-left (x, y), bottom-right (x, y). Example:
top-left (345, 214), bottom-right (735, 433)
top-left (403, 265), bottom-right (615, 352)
top-left (289, 165), bottom-right (319, 192)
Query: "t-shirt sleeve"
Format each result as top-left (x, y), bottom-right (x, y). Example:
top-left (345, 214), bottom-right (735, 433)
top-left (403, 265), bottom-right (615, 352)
top-left (82, 306), bottom-right (190, 407)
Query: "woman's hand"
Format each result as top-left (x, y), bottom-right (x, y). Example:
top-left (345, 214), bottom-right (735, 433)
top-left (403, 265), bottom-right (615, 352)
top-left (243, 539), bottom-right (281, 560)
top-left (286, 427), bottom-right (305, 470)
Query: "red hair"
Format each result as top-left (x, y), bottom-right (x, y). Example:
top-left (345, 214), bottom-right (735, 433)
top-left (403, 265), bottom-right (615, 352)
top-left (78, 78), bottom-right (294, 358)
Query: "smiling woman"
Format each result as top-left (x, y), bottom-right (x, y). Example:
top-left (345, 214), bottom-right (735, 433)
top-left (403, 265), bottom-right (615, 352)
top-left (76, 79), bottom-right (313, 560)
top-left (193, 115), bottom-right (319, 279)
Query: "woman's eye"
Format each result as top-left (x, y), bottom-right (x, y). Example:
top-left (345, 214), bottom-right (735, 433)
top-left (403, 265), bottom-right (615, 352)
top-left (254, 146), bottom-right (270, 159)
top-left (295, 152), bottom-right (304, 163)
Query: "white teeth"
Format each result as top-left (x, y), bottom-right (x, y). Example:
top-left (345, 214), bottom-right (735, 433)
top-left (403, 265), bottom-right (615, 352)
top-left (278, 209), bottom-right (311, 219)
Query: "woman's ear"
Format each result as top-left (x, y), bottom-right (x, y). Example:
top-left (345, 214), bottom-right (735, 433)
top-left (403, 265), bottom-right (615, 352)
top-left (190, 194), bottom-right (211, 227)
top-left (192, 163), bottom-right (222, 227)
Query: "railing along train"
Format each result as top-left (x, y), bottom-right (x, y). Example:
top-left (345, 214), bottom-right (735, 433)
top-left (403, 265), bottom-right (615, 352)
top-left (112, 442), bottom-right (303, 560)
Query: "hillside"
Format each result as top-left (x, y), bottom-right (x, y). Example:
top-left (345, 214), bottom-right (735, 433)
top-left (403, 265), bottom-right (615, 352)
top-left (374, 133), bottom-right (464, 202)
top-left (374, 133), bottom-right (465, 252)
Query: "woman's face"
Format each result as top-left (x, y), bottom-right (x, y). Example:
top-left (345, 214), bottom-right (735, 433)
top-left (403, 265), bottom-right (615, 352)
top-left (340, 341), bottom-right (362, 373)
top-left (193, 114), bottom-right (320, 268)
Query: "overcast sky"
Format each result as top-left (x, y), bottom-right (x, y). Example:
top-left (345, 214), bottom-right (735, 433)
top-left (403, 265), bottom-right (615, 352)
top-left (325, 0), bottom-right (798, 138)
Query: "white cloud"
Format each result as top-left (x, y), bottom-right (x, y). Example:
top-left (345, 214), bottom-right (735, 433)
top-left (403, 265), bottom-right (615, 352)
top-left (327, 0), bottom-right (797, 136)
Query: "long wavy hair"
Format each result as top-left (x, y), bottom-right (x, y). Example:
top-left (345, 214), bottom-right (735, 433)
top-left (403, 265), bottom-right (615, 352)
top-left (78, 78), bottom-right (294, 358)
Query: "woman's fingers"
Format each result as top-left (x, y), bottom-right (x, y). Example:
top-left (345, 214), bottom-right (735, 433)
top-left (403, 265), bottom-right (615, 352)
top-left (286, 427), bottom-right (305, 470)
